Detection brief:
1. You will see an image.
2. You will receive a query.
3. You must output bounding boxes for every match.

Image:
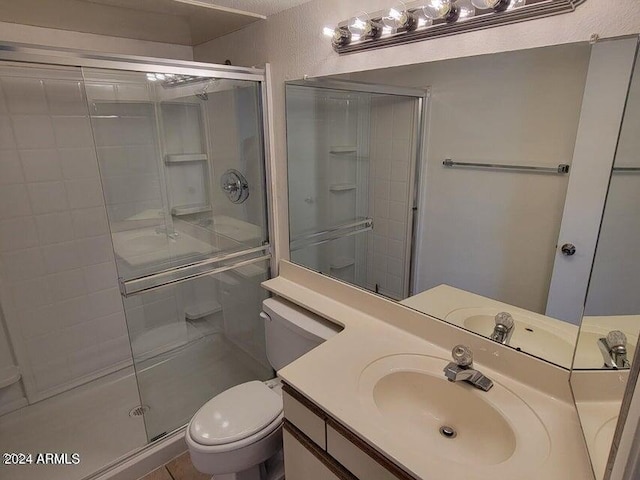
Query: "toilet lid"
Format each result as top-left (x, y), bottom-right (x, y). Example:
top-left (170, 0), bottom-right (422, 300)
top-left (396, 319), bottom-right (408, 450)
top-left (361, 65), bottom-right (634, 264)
top-left (189, 381), bottom-right (282, 446)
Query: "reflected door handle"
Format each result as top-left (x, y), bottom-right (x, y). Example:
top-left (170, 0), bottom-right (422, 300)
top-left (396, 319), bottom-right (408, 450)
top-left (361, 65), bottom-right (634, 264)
top-left (561, 243), bottom-right (576, 256)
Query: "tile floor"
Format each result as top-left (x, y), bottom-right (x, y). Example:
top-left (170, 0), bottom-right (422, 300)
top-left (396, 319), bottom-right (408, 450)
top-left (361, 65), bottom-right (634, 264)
top-left (138, 452), bottom-right (209, 480)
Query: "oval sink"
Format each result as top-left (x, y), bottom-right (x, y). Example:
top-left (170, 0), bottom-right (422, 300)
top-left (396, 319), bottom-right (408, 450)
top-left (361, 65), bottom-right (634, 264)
top-left (446, 307), bottom-right (577, 367)
top-left (358, 354), bottom-right (550, 469)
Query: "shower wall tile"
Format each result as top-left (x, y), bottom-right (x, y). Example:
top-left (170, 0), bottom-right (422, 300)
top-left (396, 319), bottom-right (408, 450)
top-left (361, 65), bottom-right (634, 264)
top-left (72, 207), bottom-right (109, 238)
top-left (0, 71), bottom-right (130, 401)
top-left (59, 148), bottom-right (100, 179)
top-left (65, 179), bottom-right (104, 209)
top-left (11, 115), bottom-right (56, 149)
top-left (44, 81), bottom-right (87, 115)
top-left (0, 217), bottom-right (38, 252)
top-left (20, 149), bottom-right (63, 182)
top-left (0, 116), bottom-right (15, 149)
top-left (83, 261), bottom-right (118, 293)
top-left (76, 234), bottom-right (116, 265)
top-left (53, 116), bottom-right (94, 148)
top-left (2, 77), bottom-right (48, 114)
top-left (27, 181), bottom-right (69, 214)
top-left (0, 150), bottom-right (24, 184)
top-left (35, 212), bottom-right (75, 244)
top-left (0, 184), bottom-right (31, 218)
top-left (366, 97), bottom-right (414, 300)
top-left (0, 248), bottom-right (45, 281)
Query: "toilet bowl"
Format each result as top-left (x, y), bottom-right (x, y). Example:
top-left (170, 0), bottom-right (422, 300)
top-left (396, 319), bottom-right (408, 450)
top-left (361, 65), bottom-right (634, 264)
top-left (186, 297), bottom-right (340, 479)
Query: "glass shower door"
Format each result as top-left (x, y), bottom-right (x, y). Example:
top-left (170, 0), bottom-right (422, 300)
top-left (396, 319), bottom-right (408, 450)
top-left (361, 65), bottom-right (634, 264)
top-left (84, 68), bottom-right (272, 440)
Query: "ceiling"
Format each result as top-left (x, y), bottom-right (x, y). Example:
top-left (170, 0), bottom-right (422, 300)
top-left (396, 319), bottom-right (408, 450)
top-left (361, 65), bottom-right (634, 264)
top-left (0, 0), bottom-right (311, 46)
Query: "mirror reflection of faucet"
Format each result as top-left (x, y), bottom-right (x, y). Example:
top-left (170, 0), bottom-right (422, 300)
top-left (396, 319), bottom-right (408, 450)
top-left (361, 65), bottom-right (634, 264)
top-left (490, 312), bottom-right (515, 345)
top-left (598, 330), bottom-right (630, 369)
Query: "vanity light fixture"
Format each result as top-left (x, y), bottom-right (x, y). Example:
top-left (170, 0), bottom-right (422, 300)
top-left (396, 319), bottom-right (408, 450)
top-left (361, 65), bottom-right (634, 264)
top-left (325, 0), bottom-right (586, 54)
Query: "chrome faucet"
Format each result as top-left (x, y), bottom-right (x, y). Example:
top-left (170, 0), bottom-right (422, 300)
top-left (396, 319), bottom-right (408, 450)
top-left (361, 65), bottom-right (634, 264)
top-left (598, 330), bottom-right (631, 369)
top-left (443, 345), bottom-right (493, 392)
top-left (490, 312), bottom-right (515, 345)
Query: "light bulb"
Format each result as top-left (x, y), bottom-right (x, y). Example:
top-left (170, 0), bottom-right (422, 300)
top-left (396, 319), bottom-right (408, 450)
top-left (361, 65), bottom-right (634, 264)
top-left (422, 0), bottom-right (452, 19)
top-left (382, 3), bottom-right (418, 32)
top-left (323, 26), bottom-right (352, 48)
top-left (457, 0), bottom-right (476, 19)
top-left (507, 0), bottom-right (526, 9)
top-left (470, 0), bottom-right (511, 11)
top-left (323, 26), bottom-right (335, 37)
top-left (347, 13), bottom-right (381, 39)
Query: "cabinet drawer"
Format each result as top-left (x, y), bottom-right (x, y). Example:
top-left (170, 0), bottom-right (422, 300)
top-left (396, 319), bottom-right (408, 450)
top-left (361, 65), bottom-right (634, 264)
top-left (326, 424), bottom-right (409, 480)
top-left (283, 388), bottom-right (327, 449)
top-left (284, 426), bottom-right (352, 480)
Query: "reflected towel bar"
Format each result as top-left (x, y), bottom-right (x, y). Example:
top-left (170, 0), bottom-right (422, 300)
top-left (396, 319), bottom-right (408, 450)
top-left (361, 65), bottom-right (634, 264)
top-left (443, 158), bottom-right (570, 174)
top-left (613, 167), bottom-right (640, 172)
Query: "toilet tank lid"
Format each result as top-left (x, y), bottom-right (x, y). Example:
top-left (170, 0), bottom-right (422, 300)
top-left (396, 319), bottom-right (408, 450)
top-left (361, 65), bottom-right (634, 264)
top-left (189, 381), bottom-right (282, 446)
top-left (263, 297), bottom-right (342, 342)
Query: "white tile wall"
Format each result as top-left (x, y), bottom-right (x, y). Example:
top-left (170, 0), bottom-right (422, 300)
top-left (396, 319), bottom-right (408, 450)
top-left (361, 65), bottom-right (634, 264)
top-left (0, 66), bottom-right (131, 401)
top-left (366, 96), bottom-right (415, 300)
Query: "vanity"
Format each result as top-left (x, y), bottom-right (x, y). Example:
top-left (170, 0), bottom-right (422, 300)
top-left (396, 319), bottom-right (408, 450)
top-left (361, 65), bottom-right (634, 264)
top-left (263, 262), bottom-right (594, 479)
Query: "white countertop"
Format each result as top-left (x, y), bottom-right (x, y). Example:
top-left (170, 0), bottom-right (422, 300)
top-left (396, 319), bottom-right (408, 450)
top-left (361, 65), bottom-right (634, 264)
top-left (263, 262), bottom-right (594, 480)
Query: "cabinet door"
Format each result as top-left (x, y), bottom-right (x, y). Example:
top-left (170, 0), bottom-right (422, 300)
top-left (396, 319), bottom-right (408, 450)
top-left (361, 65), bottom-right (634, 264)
top-left (283, 428), bottom-right (346, 480)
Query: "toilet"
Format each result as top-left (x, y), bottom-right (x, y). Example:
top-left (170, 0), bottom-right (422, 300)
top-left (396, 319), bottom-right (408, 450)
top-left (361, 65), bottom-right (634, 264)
top-left (186, 297), bottom-right (340, 480)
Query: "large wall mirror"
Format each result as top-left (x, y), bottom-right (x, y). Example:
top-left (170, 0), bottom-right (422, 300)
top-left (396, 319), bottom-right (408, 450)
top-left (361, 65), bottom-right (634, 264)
top-left (285, 35), bottom-right (640, 480)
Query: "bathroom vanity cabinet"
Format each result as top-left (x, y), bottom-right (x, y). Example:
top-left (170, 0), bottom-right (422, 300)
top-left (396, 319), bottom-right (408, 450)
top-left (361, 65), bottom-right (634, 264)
top-left (282, 384), bottom-right (416, 480)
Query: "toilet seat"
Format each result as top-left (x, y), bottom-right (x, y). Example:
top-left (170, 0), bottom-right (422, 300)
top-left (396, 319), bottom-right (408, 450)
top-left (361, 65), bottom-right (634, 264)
top-left (188, 381), bottom-right (283, 452)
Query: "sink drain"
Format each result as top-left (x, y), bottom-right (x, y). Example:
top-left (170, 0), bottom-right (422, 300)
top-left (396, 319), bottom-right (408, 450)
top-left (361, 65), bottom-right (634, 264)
top-left (129, 405), bottom-right (149, 417)
top-left (439, 426), bottom-right (457, 439)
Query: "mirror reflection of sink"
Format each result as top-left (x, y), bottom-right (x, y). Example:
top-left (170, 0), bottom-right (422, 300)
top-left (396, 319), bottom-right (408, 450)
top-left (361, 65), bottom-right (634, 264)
top-left (358, 354), bottom-right (550, 470)
top-left (445, 307), bottom-right (577, 367)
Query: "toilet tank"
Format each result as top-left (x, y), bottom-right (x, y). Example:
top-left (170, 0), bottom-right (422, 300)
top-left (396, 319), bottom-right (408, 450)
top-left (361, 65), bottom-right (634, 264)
top-left (261, 297), bottom-right (341, 371)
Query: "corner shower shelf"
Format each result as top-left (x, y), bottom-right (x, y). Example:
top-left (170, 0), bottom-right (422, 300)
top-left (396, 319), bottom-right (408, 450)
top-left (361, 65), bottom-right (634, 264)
top-left (0, 365), bottom-right (21, 389)
top-left (330, 257), bottom-right (356, 270)
top-left (171, 205), bottom-right (212, 216)
top-left (329, 146), bottom-right (357, 154)
top-left (329, 183), bottom-right (357, 192)
top-left (165, 153), bottom-right (208, 164)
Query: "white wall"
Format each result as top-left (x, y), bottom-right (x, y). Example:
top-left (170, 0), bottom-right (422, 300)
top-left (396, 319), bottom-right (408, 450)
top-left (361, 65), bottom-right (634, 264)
top-left (0, 21), bottom-right (193, 60)
top-left (193, 0), bottom-right (640, 265)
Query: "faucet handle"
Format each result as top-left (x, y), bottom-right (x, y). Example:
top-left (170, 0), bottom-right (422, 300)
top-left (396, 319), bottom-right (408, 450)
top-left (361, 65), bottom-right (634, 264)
top-left (451, 345), bottom-right (473, 367)
top-left (495, 312), bottom-right (514, 329)
top-left (607, 330), bottom-right (627, 350)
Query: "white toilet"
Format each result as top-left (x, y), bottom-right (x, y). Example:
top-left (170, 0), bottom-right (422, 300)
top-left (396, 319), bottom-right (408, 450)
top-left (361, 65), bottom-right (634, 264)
top-left (186, 297), bottom-right (340, 480)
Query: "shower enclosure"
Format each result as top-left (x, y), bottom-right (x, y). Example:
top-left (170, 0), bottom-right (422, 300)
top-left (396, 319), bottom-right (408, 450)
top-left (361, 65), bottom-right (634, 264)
top-left (0, 44), bottom-right (273, 480)
top-left (286, 81), bottom-right (424, 300)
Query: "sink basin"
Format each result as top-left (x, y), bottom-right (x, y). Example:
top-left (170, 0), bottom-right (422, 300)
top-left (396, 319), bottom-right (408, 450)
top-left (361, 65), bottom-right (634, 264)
top-left (445, 307), bottom-right (577, 368)
top-left (358, 354), bottom-right (550, 469)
